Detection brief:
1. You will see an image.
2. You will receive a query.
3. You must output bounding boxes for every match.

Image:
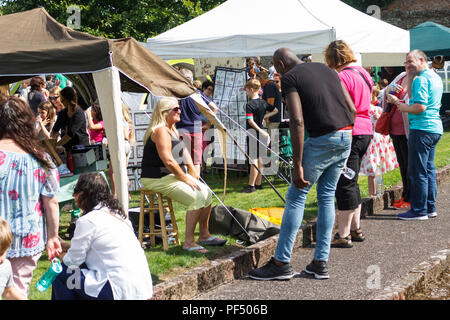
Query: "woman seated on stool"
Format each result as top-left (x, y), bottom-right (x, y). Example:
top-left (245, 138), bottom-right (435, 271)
top-left (140, 97), bottom-right (226, 254)
top-left (53, 173), bottom-right (153, 300)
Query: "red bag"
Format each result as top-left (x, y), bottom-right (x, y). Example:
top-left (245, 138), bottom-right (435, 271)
top-left (375, 106), bottom-right (396, 135)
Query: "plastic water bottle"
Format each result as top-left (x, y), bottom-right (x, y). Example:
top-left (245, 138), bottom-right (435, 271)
top-left (71, 208), bottom-right (81, 219)
top-left (386, 84), bottom-right (401, 112)
top-left (375, 167), bottom-right (384, 195)
top-left (36, 258), bottom-right (63, 292)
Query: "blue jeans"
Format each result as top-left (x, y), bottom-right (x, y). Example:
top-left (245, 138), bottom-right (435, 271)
top-left (274, 130), bottom-right (352, 263)
top-left (407, 129), bottom-right (441, 215)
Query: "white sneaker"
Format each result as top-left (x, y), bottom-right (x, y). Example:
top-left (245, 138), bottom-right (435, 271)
top-left (428, 212), bottom-right (437, 218)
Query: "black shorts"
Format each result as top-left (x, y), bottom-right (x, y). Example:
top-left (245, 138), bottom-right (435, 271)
top-left (246, 130), bottom-right (267, 160)
top-left (335, 135), bottom-right (372, 210)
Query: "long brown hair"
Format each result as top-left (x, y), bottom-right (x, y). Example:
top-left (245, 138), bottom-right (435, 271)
top-left (38, 101), bottom-right (57, 130)
top-left (0, 96), bottom-right (51, 170)
top-left (60, 86), bottom-right (78, 118)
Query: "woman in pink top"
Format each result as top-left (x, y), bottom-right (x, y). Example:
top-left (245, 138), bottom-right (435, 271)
top-left (325, 40), bottom-right (373, 248)
top-left (86, 100), bottom-right (105, 144)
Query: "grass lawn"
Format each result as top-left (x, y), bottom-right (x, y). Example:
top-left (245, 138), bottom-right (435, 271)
top-left (28, 129), bottom-right (450, 300)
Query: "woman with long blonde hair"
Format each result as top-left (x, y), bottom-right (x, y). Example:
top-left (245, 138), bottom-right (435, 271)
top-left (140, 97), bottom-right (226, 253)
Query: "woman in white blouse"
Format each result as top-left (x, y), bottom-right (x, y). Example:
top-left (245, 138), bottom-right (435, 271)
top-left (52, 173), bottom-right (153, 300)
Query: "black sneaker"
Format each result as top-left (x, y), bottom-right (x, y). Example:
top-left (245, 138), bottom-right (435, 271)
top-left (248, 258), bottom-right (295, 281)
top-left (255, 184), bottom-right (263, 190)
top-left (240, 185), bottom-right (256, 193)
top-left (304, 260), bottom-right (330, 280)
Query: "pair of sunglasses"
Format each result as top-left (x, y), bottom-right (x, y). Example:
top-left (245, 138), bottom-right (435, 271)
top-left (171, 107), bottom-right (181, 112)
top-left (49, 96), bottom-right (59, 100)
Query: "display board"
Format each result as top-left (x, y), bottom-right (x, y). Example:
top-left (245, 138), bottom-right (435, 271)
top-left (211, 66), bottom-right (248, 170)
top-left (126, 110), bottom-right (151, 191)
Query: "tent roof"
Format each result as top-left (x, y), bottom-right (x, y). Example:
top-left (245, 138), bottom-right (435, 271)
top-left (0, 8), bottom-right (195, 97)
top-left (410, 21), bottom-right (450, 57)
top-left (146, 0), bottom-right (335, 58)
top-left (146, 0), bottom-right (409, 66)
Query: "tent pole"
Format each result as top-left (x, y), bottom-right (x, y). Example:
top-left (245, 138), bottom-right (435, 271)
top-left (225, 130), bottom-right (286, 204)
top-left (93, 67), bottom-right (129, 214)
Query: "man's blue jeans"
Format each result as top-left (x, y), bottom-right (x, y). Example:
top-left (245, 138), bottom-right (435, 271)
top-left (408, 129), bottom-right (441, 215)
top-left (274, 130), bottom-right (352, 263)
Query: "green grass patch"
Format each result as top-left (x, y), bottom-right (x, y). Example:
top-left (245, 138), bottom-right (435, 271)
top-left (28, 129), bottom-right (450, 300)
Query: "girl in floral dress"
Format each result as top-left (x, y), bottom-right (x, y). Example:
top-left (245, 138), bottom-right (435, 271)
top-left (360, 88), bottom-right (399, 196)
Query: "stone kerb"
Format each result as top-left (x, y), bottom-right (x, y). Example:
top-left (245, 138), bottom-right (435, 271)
top-left (152, 164), bottom-right (450, 300)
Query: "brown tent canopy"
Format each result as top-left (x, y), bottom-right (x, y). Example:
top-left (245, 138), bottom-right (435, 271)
top-left (0, 8), bottom-right (227, 211)
top-left (0, 7), bottom-right (196, 98)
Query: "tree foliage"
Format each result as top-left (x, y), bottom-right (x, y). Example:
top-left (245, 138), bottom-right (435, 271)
top-left (1, 0), bottom-right (396, 41)
top-left (0, 0), bottom-right (227, 41)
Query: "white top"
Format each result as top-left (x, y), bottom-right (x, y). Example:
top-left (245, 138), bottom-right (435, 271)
top-left (63, 206), bottom-right (153, 300)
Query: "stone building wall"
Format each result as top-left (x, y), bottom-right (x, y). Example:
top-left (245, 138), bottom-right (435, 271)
top-left (380, 0), bottom-right (450, 29)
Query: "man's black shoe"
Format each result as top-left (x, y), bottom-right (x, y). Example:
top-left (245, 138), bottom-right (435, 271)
top-left (304, 260), bottom-right (330, 279)
top-left (248, 258), bottom-right (295, 280)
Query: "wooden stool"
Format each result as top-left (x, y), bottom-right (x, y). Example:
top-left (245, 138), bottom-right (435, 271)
top-left (138, 188), bottom-right (181, 250)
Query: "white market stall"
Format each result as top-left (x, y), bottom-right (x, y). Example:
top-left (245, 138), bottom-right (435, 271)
top-left (146, 0), bottom-right (410, 66)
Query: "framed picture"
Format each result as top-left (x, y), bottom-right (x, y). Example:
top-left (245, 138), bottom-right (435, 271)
top-left (135, 128), bottom-right (147, 143)
top-left (215, 70), bottom-right (226, 86)
top-left (136, 145), bottom-right (144, 159)
top-left (133, 111), bottom-right (151, 127)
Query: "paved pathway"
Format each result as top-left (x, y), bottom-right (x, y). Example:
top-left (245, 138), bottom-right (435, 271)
top-left (194, 181), bottom-right (450, 300)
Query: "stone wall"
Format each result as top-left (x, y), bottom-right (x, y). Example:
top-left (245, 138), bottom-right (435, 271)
top-left (380, 0), bottom-right (450, 29)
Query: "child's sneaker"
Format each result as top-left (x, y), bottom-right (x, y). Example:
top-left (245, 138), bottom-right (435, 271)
top-left (240, 185), bottom-right (256, 193)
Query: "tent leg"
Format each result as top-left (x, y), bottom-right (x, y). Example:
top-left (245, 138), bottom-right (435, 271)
top-left (93, 67), bottom-right (129, 214)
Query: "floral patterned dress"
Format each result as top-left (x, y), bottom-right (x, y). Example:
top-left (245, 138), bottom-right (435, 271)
top-left (0, 150), bottom-right (59, 259)
top-left (360, 105), bottom-right (399, 176)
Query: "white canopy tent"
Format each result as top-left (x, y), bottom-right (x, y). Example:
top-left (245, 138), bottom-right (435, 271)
top-left (146, 0), bottom-right (409, 66)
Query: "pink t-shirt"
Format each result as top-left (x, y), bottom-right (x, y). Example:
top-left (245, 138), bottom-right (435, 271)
top-left (338, 66), bottom-right (373, 136)
top-left (89, 120), bottom-right (104, 143)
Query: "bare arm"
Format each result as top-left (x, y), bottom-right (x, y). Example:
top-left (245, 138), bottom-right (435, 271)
top-left (387, 94), bottom-right (427, 114)
top-left (341, 82), bottom-right (356, 121)
top-left (42, 195), bottom-right (62, 260)
top-left (285, 91), bottom-right (310, 188)
top-left (86, 109), bottom-right (103, 130)
top-left (2, 286), bottom-right (26, 300)
top-left (153, 127), bottom-right (200, 190)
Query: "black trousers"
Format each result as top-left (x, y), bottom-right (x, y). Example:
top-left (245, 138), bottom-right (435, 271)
top-left (391, 134), bottom-right (410, 202)
top-left (335, 135), bottom-right (372, 210)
